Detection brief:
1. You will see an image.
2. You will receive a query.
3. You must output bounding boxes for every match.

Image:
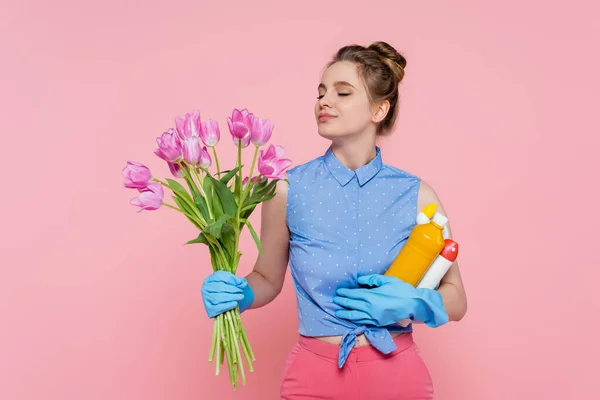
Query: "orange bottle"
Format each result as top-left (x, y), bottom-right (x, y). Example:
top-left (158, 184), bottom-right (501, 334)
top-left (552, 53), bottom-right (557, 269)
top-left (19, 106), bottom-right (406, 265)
top-left (385, 211), bottom-right (448, 286)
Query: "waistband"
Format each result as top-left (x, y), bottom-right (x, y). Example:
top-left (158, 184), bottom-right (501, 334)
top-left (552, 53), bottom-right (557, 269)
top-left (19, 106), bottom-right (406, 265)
top-left (298, 332), bottom-right (414, 363)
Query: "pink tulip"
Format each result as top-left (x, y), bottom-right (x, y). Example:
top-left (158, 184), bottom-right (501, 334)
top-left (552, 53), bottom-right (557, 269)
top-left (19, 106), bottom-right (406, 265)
top-left (200, 119), bottom-right (220, 147)
top-left (154, 128), bottom-right (183, 162)
top-left (258, 144), bottom-right (292, 180)
top-left (175, 109), bottom-right (201, 140)
top-left (130, 182), bottom-right (164, 212)
top-left (227, 108), bottom-right (253, 148)
top-left (182, 136), bottom-right (202, 164)
top-left (122, 161), bottom-right (153, 189)
top-left (250, 116), bottom-right (274, 146)
top-left (242, 176), bottom-right (263, 190)
top-left (168, 161), bottom-right (185, 178)
top-left (199, 146), bottom-right (212, 169)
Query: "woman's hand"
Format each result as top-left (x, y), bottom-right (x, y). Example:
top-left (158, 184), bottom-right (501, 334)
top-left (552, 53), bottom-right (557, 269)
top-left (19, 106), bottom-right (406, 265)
top-left (201, 271), bottom-right (254, 318)
top-left (333, 274), bottom-right (449, 328)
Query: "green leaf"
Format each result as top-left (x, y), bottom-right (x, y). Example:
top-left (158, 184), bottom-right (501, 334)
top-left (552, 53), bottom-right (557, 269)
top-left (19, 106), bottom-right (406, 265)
top-left (212, 184), bottom-right (224, 220)
top-left (206, 214), bottom-right (233, 239)
top-left (249, 177), bottom-right (268, 194)
top-left (173, 194), bottom-right (193, 216)
top-left (241, 205), bottom-right (256, 221)
top-left (260, 191), bottom-right (277, 203)
top-left (202, 177), bottom-right (213, 217)
top-left (186, 232), bottom-right (209, 245)
top-left (194, 195), bottom-right (211, 222)
top-left (241, 179), bottom-right (276, 213)
top-left (219, 166), bottom-right (242, 185)
top-left (208, 175), bottom-right (238, 216)
top-left (183, 175), bottom-right (200, 200)
top-left (222, 223), bottom-right (233, 233)
top-left (220, 229), bottom-right (236, 262)
top-left (173, 195), bottom-right (202, 230)
top-left (242, 219), bottom-right (262, 258)
top-left (249, 179), bottom-right (276, 203)
top-left (166, 178), bottom-right (194, 203)
top-left (262, 179), bottom-right (278, 195)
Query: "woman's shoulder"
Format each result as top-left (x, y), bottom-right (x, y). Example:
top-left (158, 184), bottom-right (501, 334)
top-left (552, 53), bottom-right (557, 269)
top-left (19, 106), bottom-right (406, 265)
top-left (381, 162), bottom-right (421, 181)
top-left (285, 154), bottom-right (326, 182)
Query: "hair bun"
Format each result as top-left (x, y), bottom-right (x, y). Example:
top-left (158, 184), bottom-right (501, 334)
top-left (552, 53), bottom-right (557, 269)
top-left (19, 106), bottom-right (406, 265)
top-left (367, 41), bottom-right (407, 82)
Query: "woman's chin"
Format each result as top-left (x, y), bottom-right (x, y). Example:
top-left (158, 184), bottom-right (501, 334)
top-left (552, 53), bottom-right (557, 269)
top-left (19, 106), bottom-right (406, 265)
top-left (317, 124), bottom-right (342, 139)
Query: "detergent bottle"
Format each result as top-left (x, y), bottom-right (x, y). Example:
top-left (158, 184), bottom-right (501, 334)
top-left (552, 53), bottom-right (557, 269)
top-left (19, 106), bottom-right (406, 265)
top-left (419, 203), bottom-right (451, 238)
top-left (385, 210), bottom-right (448, 286)
top-left (417, 239), bottom-right (459, 290)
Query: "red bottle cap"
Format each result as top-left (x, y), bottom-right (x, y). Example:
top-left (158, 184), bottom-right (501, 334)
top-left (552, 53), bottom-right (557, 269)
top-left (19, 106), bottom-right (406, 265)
top-left (439, 239), bottom-right (459, 262)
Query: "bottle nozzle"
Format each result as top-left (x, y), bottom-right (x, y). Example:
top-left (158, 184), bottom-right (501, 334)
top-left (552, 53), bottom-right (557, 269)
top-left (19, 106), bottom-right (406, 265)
top-left (431, 212), bottom-right (448, 228)
top-left (422, 203), bottom-right (437, 219)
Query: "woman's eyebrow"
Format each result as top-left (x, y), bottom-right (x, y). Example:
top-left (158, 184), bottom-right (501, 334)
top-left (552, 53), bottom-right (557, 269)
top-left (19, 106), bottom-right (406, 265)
top-left (318, 81), bottom-right (356, 90)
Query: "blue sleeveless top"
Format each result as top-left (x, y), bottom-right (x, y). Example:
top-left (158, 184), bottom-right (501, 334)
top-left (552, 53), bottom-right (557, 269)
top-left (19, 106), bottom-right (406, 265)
top-left (285, 145), bottom-right (421, 368)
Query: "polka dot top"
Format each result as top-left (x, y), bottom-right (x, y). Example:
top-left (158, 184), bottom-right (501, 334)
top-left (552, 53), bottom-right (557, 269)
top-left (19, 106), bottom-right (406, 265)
top-left (285, 145), bottom-right (421, 368)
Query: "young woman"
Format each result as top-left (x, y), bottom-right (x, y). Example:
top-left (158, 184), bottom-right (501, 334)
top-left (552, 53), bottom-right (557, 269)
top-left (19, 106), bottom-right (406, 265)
top-left (202, 41), bottom-right (468, 400)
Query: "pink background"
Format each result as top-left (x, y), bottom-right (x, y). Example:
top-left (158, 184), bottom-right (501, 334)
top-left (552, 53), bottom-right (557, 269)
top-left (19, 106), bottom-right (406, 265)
top-left (1, 1), bottom-right (598, 399)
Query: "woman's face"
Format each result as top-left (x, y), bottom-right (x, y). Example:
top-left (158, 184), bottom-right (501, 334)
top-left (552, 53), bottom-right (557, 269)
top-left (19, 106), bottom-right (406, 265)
top-left (314, 61), bottom-right (382, 140)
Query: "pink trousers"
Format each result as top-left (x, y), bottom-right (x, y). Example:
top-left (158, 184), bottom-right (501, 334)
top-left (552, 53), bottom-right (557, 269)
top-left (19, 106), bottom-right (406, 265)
top-left (280, 333), bottom-right (434, 400)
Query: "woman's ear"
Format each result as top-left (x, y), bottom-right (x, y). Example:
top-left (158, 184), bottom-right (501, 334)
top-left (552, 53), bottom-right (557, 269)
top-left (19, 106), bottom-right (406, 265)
top-left (372, 100), bottom-right (390, 124)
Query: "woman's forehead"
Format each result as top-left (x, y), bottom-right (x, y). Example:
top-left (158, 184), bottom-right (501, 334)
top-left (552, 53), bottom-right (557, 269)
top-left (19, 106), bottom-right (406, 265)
top-left (320, 62), bottom-right (362, 89)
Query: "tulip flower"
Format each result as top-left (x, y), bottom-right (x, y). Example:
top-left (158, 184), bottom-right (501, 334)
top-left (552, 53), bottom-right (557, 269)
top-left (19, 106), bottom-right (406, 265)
top-left (250, 116), bottom-right (273, 146)
top-left (175, 109), bottom-right (201, 140)
top-left (167, 161), bottom-right (185, 178)
top-left (258, 144), bottom-right (292, 180)
top-left (199, 146), bottom-right (212, 169)
top-left (122, 161), bottom-right (153, 189)
top-left (200, 119), bottom-right (220, 147)
top-left (154, 128), bottom-right (183, 162)
top-left (181, 136), bottom-right (202, 165)
top-left (227, 108), bottom-right (252, 148)
top-left (129, 182), bottom-right (164, 212)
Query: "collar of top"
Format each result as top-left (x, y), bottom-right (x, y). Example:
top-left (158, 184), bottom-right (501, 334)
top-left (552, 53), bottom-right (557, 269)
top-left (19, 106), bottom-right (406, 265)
top-left (323, 145), bottom-right (383, 187)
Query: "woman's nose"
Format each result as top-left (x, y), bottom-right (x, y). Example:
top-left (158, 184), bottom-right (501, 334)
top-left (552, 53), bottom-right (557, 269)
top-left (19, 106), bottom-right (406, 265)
top-left (319, 95), bottom-right (331, 108)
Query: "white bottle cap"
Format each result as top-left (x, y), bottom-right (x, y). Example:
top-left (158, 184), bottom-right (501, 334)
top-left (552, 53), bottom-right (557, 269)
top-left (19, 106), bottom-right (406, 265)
top-left (432, 212), bottom-right (448, 227)
top-left (416, 212), bottom-right (430, 225)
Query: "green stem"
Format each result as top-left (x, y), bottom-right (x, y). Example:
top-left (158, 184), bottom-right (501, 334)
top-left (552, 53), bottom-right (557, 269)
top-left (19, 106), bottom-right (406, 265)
top-left (215, 315), bottom-right (221, 376)
top-left (210, 316), bottom-right (217, 361)
top-left (227, 311), bottom-right (245, 385)
top-left (238, 146), bottom-right (259, 215)
top-left (212, 146), bottom-right (221, 179)
top-left (161, 202), bottom-right (181, 212)
top-left (152, 177), bottom-right (169, 186)
top-left (237, 141), bottom-right (243, 196)
top-left (240, 320), bottom-right (255, 362)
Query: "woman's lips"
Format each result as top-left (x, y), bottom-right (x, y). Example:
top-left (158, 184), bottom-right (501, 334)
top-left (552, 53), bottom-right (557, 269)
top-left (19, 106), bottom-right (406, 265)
top-left (318, 115), bottom-right (336, 122)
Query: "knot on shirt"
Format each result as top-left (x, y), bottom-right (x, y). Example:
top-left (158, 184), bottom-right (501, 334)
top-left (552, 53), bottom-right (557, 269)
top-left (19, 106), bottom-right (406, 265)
top-left (337, 326), bottom-right (397, 369)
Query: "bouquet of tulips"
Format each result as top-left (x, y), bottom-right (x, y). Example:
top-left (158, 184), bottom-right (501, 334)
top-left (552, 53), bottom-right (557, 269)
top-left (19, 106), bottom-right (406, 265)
top-left (122, 108), bottom-right (291, 389)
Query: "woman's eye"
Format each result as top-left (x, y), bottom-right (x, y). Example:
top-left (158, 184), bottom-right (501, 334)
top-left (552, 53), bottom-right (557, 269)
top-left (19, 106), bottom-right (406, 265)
top-left (316, 92), bottom-right (351, 99)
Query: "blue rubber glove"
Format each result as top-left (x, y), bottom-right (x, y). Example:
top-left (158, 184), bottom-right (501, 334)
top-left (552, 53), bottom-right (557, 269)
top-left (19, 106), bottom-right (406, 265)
top-left (201, 271), bottom-right (254, 318)
top-left (333, 274), bottom-right (448, 328)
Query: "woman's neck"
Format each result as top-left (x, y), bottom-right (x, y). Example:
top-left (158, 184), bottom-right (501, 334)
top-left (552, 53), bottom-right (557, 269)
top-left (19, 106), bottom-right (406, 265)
top-left (330, 134), bottom-right (377, 171)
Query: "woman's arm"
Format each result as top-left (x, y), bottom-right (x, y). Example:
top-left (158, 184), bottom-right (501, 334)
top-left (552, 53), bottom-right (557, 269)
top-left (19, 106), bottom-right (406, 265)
top-left (417, 180), bottom-right (468, 322)
top-left (244, 178), bottom-right (290, 309)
